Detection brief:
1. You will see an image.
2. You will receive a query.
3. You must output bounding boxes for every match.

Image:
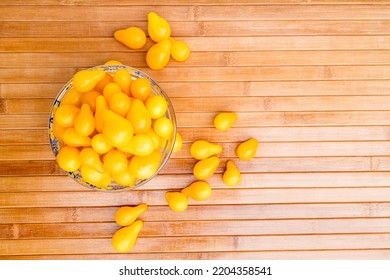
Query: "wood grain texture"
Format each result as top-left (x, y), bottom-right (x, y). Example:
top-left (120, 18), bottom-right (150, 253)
top-left (2, 5), bottom-right (390, 21)
top-left (4, 36), bottom-right (390, 52)
top-left (4, 20), bottom-right (390, 38)
top-left (4, 50), bottom-right (390, 68)
top-left (1, 1), bottom-right (390, 260)
top-left (1, 202), bottom-right (390, 224)
top-left (1, 250), bottom-right (390, 260)
top-left (2, 234), bottom-right (390, 255)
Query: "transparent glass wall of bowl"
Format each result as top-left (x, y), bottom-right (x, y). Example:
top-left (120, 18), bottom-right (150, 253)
top-left (48, 65), bottom-right (177, 191)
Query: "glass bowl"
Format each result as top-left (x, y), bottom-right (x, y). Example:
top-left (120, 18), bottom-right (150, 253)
top-left (48, 65), bottom-right (176, 191)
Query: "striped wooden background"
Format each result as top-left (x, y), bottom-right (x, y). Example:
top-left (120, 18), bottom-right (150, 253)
top-left (1, 0), bottom-right (390, 259)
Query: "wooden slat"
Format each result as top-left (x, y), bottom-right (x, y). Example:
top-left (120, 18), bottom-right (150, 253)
top-left (4, 50), bottom-right (390, 68)
top-left (3, 36), bottom-right (390, 52)
top-left (0, 114), bottom-right (48, 129)
top-left (196, 5), bottom-right (390, 20)
top-left (2, 250), bottom-right (390, 260)
top-left (0, 6), bottom-right (195, 21)
top-left (171, 96), bottom-right (390, 112)
top-left (3, 21), bottom-right (390, 38)
top-left (1, 188), bottom-right (390, 208)
top-left (0, 0), bottom-right (304, 5)
top-left (0, 160), bottom-right (60, 176)
top-left (2, 218), bottom-right (390, 240)
top-left (2, 5), bottom-right (390, 21)
top-left (1, 202), bottom-right (390, 224)
top-left (2, 234), bottom-right (390, 255)
top-left (0, 130), bottom-right (49, 145)
top-left (0, 145), bottom-right (54, 160)
top-left (1, 0), bottom-right (388, 5)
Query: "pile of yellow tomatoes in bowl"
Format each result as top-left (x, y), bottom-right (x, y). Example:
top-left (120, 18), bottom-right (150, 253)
top-left (51, 64), bottom-right (177, 190)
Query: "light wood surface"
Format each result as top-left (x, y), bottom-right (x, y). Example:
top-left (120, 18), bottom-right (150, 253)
top-left (1, 0), bottom-right (390, 260)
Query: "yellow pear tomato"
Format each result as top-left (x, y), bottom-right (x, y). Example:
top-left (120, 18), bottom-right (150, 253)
top-left (54, 104), bottom-right (80, 128)
top-left (103, 82), bottom-right (122, 102)
top-left (114, 27), bottom-right (146, 50)
top-left (80, 165), bottom-right (112, 187)
top-left (236, 138), bottom-right (258, 161)
top-left (170, 38), bottom-right (190, 62)
top-left (112, 220), bottom-right (143, 252)
top-left (153, 117), bottom-right (173, 139)
top-left (128, 150), bottom-right (162, 179)
top-left (72, 69), bottom-right (105, 93)
top-left (131, 78), bottom-right (151, 102)
top-left (80, 90), bottom-right (101, 113)
top-left (91, 133), bottom-right (113, 154)
top-left (147, 12), bottom-right (171, 43)
top-left (165, 192), bottom-right (188, 212)
top-left (181, 180), bottom-right (212, 201)
top-left (146, 39), bottom-right (171, 70)
top-left (61, 88), bottom-right (82, 106)
top-left (79, 147), bottom-right (104, 173)
top-left (113, 68), bottom-right (132, 95)
top-left (145, 95), bottom-right (167, 119)
top-left (109, 92), bottom-right (131, 117)
top-left (103, 150), bottom-right (128, 175)
top-left (222, 160), bottom-right (241, 186)
top-left (56, 145), bottom-right (80, 172)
